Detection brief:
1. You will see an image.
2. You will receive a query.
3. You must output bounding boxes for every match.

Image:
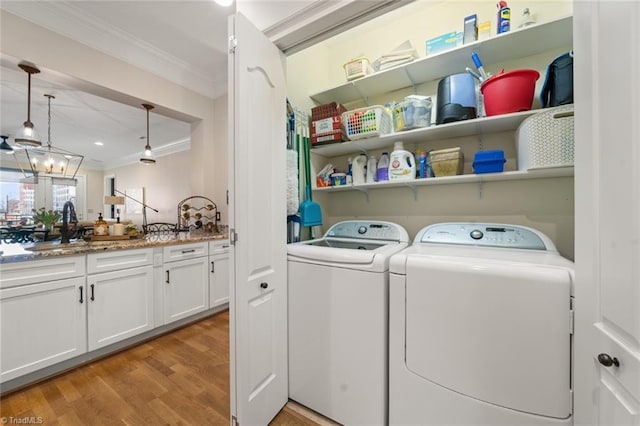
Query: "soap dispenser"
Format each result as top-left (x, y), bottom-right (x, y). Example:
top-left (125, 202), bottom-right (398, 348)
top-left (94, 212), bottom-right (109, 236)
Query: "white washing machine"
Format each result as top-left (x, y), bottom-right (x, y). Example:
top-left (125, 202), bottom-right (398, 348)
top-left (288, 220), bottom-right (409, 426)
top-left (389, 223), bottom-right (574, 426)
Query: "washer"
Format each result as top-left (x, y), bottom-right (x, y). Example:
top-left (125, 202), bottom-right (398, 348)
top-left (389, 223), bottom-right (574, 426)
top-left (287, 220), bottom-right (409, 426)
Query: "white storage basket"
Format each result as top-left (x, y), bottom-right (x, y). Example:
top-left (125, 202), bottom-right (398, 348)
top-left (516, 106), bottom-right (574, 170)
top-left (342, 106), bottom-right (392, 140)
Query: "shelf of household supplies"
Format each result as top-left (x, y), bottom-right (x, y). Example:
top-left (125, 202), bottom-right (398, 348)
top-left (313, 167), bottom-right (574, 193)
top-left (310, 15), bottom-right (573, 106)
top-left (311, 109), bottom-right (538, 157)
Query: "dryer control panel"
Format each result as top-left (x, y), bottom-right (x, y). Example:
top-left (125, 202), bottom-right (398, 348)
top-left (326, 221), bottom-right (409, 242)
top-left (417, 223), bottom-right (553, 251)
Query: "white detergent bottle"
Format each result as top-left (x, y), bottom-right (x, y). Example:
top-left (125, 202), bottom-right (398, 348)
top-left (366, 155), bottom-right (377, 183)
top-left (352, 154), bottom-right (367, 185)
top-left (388, 141), bottom-right (416, 180)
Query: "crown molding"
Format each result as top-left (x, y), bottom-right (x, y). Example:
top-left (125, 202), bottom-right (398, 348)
top-left (1, 1), bottom-right (220, 98)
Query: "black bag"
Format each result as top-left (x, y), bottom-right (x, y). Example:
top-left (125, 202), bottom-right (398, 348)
top-left (540, 51), bottom-right (573, 107)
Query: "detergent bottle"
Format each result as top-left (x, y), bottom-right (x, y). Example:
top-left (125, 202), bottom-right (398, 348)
top-left (366, 155), bottom-right (377, 183)
top-left (388, 142), bottom-right (416, 181)
top-left (377, 152), bottom-right (389, 181)
top-left (352, 154), bottom-right (367, 185)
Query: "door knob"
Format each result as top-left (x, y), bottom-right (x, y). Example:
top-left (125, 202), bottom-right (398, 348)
top-left (597, 353), bottom-right (620, 368)
top-left (260, 282), bottom-right (268, 289)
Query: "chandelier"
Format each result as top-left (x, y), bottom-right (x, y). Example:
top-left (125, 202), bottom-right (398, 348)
top-left (14, 94), bottom-right (84, 180)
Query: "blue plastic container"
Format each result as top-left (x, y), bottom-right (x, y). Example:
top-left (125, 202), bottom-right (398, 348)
top-left (473, 150), bottom-right (506, 174)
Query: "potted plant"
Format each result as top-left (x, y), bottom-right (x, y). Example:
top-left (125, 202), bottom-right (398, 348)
top-left (125, 224), bottom-right (138, 237)
top-left (32, 208), bottom-right (61, 232)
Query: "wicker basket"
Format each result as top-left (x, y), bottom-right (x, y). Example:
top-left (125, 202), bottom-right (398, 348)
top-left (516, 106), bottom-right (574, 170)
top-left (342, 106), bottom-right (392, 140)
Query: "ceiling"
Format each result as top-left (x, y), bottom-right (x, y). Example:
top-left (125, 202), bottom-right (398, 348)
top-left (0, 0), bottom-right (314, 170)
top-left (0, 0), bottom-right (410, 170)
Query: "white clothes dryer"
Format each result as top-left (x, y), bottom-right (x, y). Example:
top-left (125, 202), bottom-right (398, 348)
top-left (389, 223), bottom-right (574, 426)
top-left (288, 220), bottom-right (409, 426)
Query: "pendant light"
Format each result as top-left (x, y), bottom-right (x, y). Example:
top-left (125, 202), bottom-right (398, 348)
top-left (0, 135), bottom-right (14, 154)
top-left (16, 94), bottom-right (84, 179)
top-left (14, 63), bottom-right (42, 148)
top-left (140, 103), bottom-right (156, 165)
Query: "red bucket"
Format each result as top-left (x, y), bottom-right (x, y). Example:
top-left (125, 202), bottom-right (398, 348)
top-left (481, 69), bottom-right (540, 116)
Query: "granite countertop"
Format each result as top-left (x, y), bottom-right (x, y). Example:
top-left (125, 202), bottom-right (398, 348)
top-left (0, 226), bottom-right (229, 264)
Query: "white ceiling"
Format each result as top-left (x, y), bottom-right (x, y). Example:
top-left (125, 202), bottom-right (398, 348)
top-left (0, 0), bottom-right (410, 170)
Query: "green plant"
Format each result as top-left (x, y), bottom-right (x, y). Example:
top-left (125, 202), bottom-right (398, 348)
top-left (125, 224), bottom-right (138, 232)
top-left (32, 207), bottom-right (61, 227)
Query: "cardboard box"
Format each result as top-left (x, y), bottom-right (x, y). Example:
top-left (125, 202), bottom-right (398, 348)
top-left (311, 129), bottom-right (344, 146)
top-left (312, 116), bottom-right (342, 135)
top-left (426, 31), bottom-right (461, 56)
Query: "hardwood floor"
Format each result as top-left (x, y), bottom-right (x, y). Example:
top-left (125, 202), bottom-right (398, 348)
top-left (0, 310), bottom-right (333, 426)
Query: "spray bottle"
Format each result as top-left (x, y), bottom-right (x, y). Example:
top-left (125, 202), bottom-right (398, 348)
top-left (497, 1), bottom-right (511, 34)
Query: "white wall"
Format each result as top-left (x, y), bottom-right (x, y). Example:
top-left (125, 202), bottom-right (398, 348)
top-left (286, 0), bottom-right (575, 259)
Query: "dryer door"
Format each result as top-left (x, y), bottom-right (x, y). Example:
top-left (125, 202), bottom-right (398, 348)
top-left (405, 256), bottom-right (572, 419)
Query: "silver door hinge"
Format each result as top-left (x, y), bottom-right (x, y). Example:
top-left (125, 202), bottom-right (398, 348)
top-left (569, 298), bottom-right (575, 334)
top-left (229, 36), bottom-right (237, 54)
top-left (230, 228), bottom-right (238, 245)
top-left (232, 415), bottom-right (239, 426)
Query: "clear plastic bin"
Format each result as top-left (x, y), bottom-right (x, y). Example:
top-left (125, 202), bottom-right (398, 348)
top-left (392, 96), bottom-right (432, 131)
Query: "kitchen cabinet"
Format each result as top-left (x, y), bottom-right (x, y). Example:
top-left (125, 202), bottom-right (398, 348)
top-left (86, 249), bottom-right (154, 351)
top-left (0, 256), bottom-right (86, 383)
top-left (209, 240), bottom-right (230, 308)
top-left (309, 15), bottom-right (574, 194)
top-left (163, 242), bottom-right (209, 324)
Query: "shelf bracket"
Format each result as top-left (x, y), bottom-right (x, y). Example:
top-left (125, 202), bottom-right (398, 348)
top-left (351, 81), bottom-right (369, 106)
top-left (404, 183), bottom-right (418, 200)
top-left (354, 186), bottom-right (370, 202)
top-left (403, 67), bottom-right (418, 94)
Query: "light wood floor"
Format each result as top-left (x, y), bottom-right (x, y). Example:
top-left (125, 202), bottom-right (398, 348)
top-left (0, 310), bottom-right (335, 425)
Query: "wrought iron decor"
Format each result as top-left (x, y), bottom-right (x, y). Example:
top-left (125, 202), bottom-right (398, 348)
top-left (176, 196), bottom-right (218, 233)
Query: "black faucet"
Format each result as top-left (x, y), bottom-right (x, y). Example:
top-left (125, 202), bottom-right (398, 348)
top-left (60, 201), bottom-right (78, 244)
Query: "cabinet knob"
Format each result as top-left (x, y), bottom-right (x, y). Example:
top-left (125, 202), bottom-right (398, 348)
top-left (597, 353), bottom-right (620, 368)
top-left (260, 282), bottom-right (268, 289)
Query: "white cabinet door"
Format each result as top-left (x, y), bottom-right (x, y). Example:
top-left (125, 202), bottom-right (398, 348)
top-left (574, 1), bottom-right (640, 425)
top-left (87, 266), bottom-right (154, 351)
top-left (163, 257), bottom-right (209, 324)
top-left (0, 276), bottom-right (86, 382)
top-left (210, 252), bottom-right (229, 308)
top-left (229, 13), bottom-right (288, 426)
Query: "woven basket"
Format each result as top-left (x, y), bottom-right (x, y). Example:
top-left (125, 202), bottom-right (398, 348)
top-left (516, 106), bottom-right (574, 170)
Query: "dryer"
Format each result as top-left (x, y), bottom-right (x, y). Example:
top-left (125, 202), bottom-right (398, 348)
top-left (288, 220), bottom-right (409, 426)
top-left (389, 223), bottom-right (574, 426)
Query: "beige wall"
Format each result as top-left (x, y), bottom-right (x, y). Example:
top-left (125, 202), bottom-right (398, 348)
top-left (286, 0), bottom-right (575, 259)
top-left (0, 10), bottom-right (227, 224)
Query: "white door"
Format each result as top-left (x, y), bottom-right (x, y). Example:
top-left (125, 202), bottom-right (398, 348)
top-left (574, 1), bottom-right (640, 424)
top-left (228, 12), bottom-right (288, 426)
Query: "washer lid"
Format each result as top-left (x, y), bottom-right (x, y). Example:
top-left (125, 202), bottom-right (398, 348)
top-left (415, 222), bottom-right (556, 251)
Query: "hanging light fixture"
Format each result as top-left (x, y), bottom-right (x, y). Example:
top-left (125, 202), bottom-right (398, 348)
top-left (14, 63), bottom-right (42, 148)
top-left (0, 135), bottom-right (14, 154)
top-left (14, 94), bottom-right (84, 179)
top-left (140, 103), bottom-right (156, 165)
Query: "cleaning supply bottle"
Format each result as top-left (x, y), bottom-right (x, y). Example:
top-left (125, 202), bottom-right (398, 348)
top-left (377, 152), bottom-right (389, 181)
top-left (418, 151), bottom-right (428, 178)
top-left (366, 155), bottom-right (377, 183)
top-left (346, 157), bottom-right (353, 184)
top-left (497, 1), bottom-right (511, 34)
top-left (352, 154), bottom-right (367, 185)
top-left (388, 142), bottom-right (416, 181)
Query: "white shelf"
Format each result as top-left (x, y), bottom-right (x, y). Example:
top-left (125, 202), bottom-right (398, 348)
top-left (313, 167), bottom-right (574, 193)
top-left (311, 109), bottom-right (539, 157)
top-left (310, 15), bottom-right (573, 106)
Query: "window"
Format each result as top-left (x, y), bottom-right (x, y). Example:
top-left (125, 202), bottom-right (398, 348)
top-left (0, 168), bottom-right (86, 226)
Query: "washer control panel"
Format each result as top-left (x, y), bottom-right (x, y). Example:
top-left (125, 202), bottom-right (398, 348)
top-left (326, 221), bottom-right (409, 242)
top-left (417, 223), bottom-right (550, 250)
